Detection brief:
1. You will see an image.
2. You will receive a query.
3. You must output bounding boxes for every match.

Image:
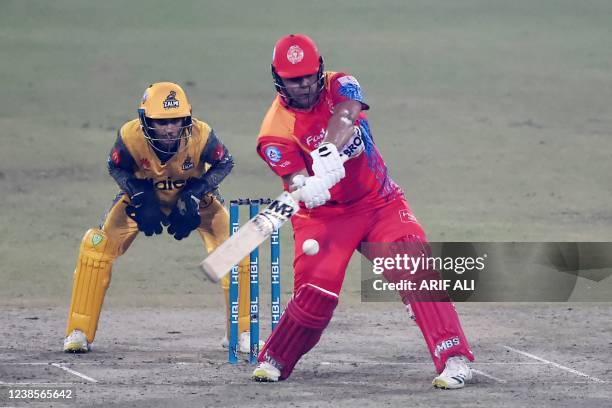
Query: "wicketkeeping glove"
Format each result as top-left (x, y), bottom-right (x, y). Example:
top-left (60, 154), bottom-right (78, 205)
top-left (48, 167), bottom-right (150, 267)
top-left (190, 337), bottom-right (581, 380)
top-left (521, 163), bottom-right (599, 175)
top-left (309, 142), bottom-right (345, 188)
top-left (292, 175), bottom-right (331, 209)
top-left (166, 191), bottom-right (202, 240)
top-left (124, 179), bottom-right (166, 237)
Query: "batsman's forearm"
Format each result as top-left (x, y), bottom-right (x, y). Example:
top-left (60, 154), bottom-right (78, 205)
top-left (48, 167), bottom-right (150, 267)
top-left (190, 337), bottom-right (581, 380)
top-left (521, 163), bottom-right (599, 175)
top-left (324, 114), bottom-right (357, 148)
top-left (323, 100), bottom-right (363, 148)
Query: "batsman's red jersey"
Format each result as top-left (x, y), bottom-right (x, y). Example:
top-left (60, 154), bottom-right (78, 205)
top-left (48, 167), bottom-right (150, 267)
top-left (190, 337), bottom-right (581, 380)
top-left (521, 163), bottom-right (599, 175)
top-left (257, 71), bottom-right (403, 218)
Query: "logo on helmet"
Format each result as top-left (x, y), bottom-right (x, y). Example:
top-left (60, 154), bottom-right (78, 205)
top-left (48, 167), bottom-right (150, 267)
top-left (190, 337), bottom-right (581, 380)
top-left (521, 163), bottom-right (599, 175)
top-left (163, 91), bottom-right (180, 109)
top-left (287, 45), bottom-right (304, 64)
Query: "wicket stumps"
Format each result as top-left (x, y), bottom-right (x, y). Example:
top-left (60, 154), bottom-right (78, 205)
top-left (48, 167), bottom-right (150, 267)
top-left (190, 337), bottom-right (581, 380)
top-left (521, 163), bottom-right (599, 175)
top-left (228, 198), bottom-right (281, 364)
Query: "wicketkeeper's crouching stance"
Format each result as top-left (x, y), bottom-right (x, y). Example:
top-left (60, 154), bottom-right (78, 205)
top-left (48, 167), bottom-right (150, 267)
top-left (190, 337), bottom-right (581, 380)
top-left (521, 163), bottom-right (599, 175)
top-left (251, 35), bottom-right (475, 389)
top-left (64, 82), bottom-right (254, 353)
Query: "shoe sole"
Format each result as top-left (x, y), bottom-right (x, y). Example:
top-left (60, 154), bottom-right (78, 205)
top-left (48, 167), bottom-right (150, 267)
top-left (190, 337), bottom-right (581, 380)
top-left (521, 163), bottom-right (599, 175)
top-left (63, 343), bottom-right (88, 353)
top-left (251, 369), bottom-right (279, 383)
top-left (432, 378), bottom-right (466, 389)
top-left (252, 375), bottom-right (278, 383)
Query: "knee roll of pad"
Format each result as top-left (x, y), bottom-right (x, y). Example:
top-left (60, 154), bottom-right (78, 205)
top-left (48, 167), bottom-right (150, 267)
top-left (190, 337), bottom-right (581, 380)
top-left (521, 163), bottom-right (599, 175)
top-left (286, 283), bottom-right (339, 329)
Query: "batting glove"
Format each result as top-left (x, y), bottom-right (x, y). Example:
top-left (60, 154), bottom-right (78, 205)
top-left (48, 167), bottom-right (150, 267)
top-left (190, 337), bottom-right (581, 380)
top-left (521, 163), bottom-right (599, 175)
top-left (309, 142), bottom-right (345, 189)
top-left (292, 175), bottom-right (331, 209)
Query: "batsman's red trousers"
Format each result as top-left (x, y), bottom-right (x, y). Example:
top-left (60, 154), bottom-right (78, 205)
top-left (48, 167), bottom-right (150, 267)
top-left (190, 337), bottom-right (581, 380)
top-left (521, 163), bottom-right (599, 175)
top-left (291, 195), bottom-right (474, 372)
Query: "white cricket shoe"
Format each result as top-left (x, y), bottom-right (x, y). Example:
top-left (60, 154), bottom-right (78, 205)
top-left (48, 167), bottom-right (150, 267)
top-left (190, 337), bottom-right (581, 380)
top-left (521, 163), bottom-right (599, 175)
top-left (252, 361), bottom-right (280, 382)
top-left (239, 331), bottom-right (251, 353)
top-left (239, 331), bottom-right (265, 354)
top-left (63, 330), bottom-right (90, 353)
top-left (221, 332), bottom-right (265, 354)
top-left (433, 356), bottom-right (472, 389)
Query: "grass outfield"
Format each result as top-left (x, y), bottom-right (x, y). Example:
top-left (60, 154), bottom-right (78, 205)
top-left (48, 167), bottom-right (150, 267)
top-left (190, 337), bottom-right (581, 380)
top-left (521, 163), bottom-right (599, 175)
top-left (0, 0), bottom-right (611, 305)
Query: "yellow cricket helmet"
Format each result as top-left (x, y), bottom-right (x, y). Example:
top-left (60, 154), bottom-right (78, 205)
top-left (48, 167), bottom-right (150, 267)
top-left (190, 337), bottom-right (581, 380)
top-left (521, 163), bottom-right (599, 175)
top-left (138, 82), bottom-right (193, 154)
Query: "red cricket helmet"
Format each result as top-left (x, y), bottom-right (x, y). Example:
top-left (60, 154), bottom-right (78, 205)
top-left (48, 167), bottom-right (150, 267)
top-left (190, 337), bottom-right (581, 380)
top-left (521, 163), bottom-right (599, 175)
top-left (271, 34), bottom-right (325, 108)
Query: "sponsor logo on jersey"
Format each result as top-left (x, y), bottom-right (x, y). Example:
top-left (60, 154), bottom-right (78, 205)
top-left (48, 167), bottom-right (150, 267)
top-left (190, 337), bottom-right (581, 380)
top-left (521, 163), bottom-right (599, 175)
top-left (305, 128), bottom-right (326, 148)
top-left (265, 146), bottom-right (282, 163)
top-left (182, 155), bottom-right (194, 171)
top-left (341, 129), bottom-right (364, 158)
top-left (434, 337), bottom-right (461, 358)
top-left (152, 177), bottom-right (187, 191)
top-left (287, 45), bottom-right (304, 64)
top-left (111, 148), bottom-right (120, 165)
top-left (163, 91), bottom-right (180, 109)
top-left (212, 143), bottom-right (225, 160)
top-left (139, 158), bottom-right (151, 170)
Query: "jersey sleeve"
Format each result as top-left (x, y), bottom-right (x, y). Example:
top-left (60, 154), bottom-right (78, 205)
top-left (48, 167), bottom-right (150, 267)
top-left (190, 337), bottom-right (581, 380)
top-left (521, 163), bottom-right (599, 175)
top-left (107, 128), bottom-right (139, 196)
top-left (329, 72), bottom-right (369, 110)
top-left (256, 136), bottom-right (306, 177)
top-left (195, 128), bottom-right (234, 190)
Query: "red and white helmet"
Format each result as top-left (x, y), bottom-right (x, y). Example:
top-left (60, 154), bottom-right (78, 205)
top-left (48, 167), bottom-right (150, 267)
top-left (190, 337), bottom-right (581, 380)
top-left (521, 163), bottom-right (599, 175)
top-left (271, 34), bottom-right (325, 108)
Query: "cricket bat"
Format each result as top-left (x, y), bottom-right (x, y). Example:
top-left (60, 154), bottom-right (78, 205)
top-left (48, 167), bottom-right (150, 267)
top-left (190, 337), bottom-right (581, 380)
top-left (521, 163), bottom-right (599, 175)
top-left (200, 190), bottom-right (301, 282)
top-left (200, 150), bottom-right (354, 282)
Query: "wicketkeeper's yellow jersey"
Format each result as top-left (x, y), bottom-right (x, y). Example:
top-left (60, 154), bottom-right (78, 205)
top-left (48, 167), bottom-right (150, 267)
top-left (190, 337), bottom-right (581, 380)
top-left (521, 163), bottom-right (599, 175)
top-left (114, 118), bottom-right (213, 208)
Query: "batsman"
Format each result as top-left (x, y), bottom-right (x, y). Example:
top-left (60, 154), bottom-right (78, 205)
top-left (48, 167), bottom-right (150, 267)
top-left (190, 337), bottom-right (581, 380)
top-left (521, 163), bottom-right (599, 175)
top-left (63, 82), bottom-right (254, 353)
top-left (252, 35), bottom-right (475, 388)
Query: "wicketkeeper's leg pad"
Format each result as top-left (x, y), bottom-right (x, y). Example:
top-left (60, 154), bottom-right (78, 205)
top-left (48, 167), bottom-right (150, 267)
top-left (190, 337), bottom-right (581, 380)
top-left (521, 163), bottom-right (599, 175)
top-left (221, 256), bottom-right (251, 335)
top-left (66, 228), bottom-right (119, 343)
top-left (237, 257), bottom-right (251, 334)
top-left (257, 283), bottom-right (339, 380)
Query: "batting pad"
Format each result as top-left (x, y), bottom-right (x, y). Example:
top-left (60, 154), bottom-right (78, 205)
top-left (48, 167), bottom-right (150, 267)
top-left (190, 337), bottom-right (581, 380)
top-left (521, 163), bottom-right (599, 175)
top-left (258, 283), bottom-right (338, 380)
top-left (66, 228), bottom-right (118, 343)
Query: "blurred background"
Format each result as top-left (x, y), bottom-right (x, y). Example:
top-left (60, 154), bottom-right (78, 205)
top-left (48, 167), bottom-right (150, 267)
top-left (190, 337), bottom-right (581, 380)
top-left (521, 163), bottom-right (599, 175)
top-left (1, 0), bottom-right (610, 307)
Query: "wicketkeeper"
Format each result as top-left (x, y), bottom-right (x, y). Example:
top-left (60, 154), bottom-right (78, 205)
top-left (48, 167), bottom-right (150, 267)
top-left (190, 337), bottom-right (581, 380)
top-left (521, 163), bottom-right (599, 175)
top-left (63, 82), bottom-right (253, 353)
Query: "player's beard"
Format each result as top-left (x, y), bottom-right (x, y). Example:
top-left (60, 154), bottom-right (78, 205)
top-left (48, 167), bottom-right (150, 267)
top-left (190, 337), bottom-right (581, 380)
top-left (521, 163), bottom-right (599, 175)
top-left (288, 85), bottom-right (321, 110)
top-left (153, 131), bottom-right (181, 154)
